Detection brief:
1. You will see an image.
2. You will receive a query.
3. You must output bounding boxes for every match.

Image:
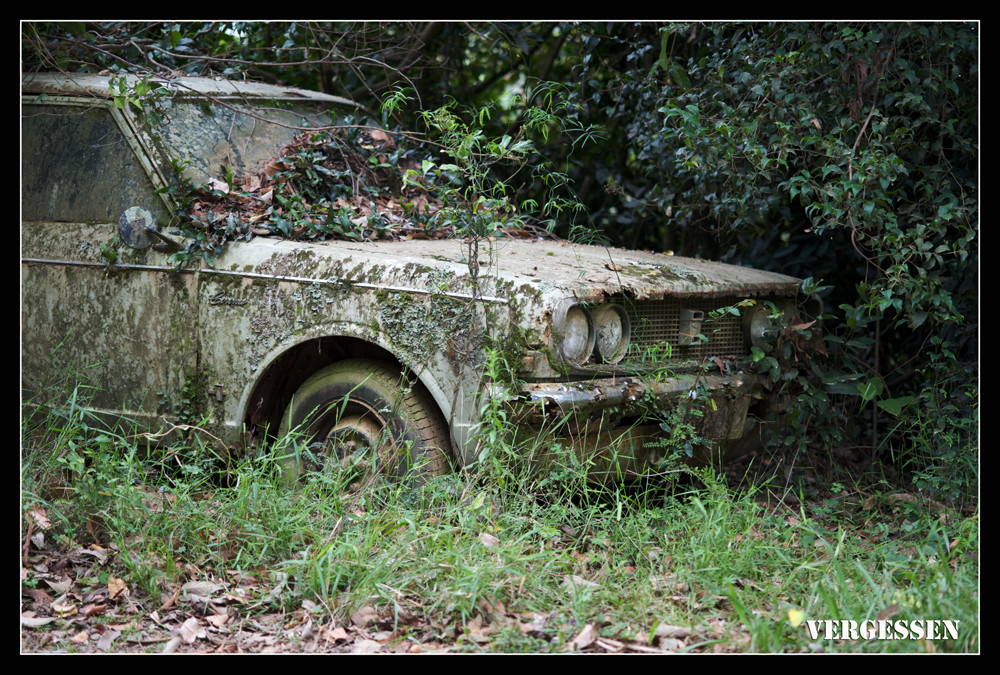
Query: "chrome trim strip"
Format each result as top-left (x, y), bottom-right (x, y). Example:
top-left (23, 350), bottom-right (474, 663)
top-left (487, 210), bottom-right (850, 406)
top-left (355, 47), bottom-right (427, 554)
top-left (20, 257), bottom-right (508, 304)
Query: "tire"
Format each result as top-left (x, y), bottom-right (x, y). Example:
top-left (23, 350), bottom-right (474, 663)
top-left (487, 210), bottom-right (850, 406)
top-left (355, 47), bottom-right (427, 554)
top-left (277, 359), bottom-right (451, 485)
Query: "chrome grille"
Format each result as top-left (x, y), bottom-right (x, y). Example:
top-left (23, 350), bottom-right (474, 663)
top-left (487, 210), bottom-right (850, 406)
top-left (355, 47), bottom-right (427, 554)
top-left (624, 297), bottom-right (748, 362)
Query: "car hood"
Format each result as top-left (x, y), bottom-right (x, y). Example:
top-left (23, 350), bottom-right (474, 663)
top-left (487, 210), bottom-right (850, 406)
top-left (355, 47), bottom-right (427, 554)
top-left (213, 235), bottom-right (801, 304)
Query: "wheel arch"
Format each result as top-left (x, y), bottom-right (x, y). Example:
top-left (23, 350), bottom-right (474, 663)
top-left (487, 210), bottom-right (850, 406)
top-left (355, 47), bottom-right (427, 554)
top-left (240, 332), bottom-right (454, 450)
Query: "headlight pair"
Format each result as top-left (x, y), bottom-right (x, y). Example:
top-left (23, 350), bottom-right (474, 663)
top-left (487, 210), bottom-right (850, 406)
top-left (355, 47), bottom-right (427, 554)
top-left (553, 299), bottom-right (630, 367)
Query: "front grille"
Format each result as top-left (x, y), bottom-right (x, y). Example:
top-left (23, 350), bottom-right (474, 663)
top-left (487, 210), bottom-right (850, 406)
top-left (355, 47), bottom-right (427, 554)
top-left (624, 296), bottom-right (748, 362)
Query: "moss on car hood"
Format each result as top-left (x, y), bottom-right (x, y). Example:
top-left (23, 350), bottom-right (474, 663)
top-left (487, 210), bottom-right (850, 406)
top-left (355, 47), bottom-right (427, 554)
top-left (303, 237), bottom-right (802, 302)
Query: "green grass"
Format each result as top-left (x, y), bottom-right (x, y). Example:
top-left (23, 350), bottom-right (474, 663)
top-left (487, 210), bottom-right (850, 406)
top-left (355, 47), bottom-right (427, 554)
top-left (21, 382), bottom-right (978, 653)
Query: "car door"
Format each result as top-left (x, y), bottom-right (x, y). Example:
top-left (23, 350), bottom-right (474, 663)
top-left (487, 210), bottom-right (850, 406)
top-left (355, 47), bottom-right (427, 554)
top-left (21, 93), bottom-right (200, 432)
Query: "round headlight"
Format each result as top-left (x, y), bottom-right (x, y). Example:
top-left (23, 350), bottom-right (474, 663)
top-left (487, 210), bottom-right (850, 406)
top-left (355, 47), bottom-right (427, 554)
top-left (594, 304), bottom-right (630, 364)
top-left (553, 300), bottom-right (595, 366)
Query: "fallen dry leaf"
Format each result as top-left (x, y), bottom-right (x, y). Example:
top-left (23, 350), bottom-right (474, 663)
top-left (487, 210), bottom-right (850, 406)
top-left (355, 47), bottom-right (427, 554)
top-left (324, 626), bottom-right (352, 642)
top-left (654, 623), bottom-right (691, 639)
top-left (44, 576), bottom-right (73, 593)
top-left (205, 611), bottom-right (229, 628)
top-left (562, 574), bottom-right (599, 590)
top-left (569, 623), bottom-right (597, 650)
top-left (160, 586), bottom-right (180, 611)
top-left (78, 545), bottom-right (109, 564)
top-left (51, 599), bottom-right (77, 617)
top-left (351, 638), bottom-right (384, 654)
top-left (21, 613), bottom-right (58, 627)
top-left (658, 637), bottom-right (685, 652)
top-left (350, 605), bottom-right (378, 628)
top-left (24, 587), bottom-right (53, 604)
top-left (180, 617), bottom-right (207, 643)
top-left (182, 580), bottom-right (225, 596)
top-left (205, 177), bottom-right (230, 194)
top-left (368, 129), bottom-right (394, 146)
top-left (517, 612), bottom-right (548, 634)
top-left (27, 507), bottom-right (51, 530)
top-left (97, 629), bottom-right (120, 651)
top-left (108, 577), bottom-right (129, 601)
top-left (466, 614), bottom-right (499, 642)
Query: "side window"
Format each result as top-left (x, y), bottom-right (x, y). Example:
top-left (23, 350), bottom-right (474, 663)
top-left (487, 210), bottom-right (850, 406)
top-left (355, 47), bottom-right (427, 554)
top-left (21, 102), bottom-right (168, 223)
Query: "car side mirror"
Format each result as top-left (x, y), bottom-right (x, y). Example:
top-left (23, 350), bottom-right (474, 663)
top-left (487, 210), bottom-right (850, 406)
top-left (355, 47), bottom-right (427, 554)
top-left (118, 206), bottom-right (183, 252)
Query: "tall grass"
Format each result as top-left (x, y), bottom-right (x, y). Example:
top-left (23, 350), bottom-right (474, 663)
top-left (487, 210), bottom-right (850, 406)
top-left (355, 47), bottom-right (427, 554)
top-left (21, 373), bottom-right (978, 653)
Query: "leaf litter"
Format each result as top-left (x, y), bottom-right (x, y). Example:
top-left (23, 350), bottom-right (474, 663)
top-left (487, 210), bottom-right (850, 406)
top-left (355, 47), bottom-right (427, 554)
top-left (21, 508), bottom-right (719, 654)
top-left (171, 126), bottom-right (552, 267)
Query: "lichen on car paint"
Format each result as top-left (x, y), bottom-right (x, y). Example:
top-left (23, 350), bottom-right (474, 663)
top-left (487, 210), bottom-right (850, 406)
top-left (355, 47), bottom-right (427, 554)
top-left (376, 290), bottom-right (485, 372)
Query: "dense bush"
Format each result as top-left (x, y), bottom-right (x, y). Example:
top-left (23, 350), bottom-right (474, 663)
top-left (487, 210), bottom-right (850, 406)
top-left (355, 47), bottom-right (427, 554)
top-left (632, 23), bottom-right (978, 499)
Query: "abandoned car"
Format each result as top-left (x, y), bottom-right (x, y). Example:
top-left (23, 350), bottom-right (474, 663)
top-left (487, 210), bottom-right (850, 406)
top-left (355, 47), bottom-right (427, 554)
top-left (21, 72), bottom-right (807, 481)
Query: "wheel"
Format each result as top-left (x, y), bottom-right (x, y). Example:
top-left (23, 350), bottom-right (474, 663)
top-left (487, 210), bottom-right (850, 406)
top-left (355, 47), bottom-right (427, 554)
top-left (277, 359), bottom-right (451, 485)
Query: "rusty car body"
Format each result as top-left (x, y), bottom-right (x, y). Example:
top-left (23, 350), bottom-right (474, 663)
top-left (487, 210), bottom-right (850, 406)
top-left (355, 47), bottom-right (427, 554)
top-left (21, 72), bottom-right (805, 480)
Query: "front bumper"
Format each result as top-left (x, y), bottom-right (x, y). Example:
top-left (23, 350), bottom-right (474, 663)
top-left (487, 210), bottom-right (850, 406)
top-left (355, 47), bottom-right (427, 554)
top-left (499, 369), bottom-right (773, 477)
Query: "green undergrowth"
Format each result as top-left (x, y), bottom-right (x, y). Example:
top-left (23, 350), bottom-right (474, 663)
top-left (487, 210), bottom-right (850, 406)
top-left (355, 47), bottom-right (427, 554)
top-left (21, 382), bottom-right (978, 653)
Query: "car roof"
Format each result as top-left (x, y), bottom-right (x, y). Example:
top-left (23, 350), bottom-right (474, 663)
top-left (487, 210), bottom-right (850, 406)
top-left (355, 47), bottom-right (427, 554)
top-left (21, 71), bottom-right (365, 110)
top-left (22, 71), bottom-right (373, 189)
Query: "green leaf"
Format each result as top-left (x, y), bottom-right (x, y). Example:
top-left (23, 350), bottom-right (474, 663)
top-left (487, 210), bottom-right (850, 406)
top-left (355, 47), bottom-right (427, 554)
top-left (857, 377), bottom-right (884, 403)
top-left (876, 396), bottom-right (915, 416)
top-left (669, 65), bottom-right (691, 91)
